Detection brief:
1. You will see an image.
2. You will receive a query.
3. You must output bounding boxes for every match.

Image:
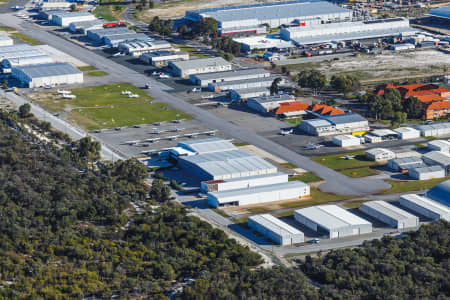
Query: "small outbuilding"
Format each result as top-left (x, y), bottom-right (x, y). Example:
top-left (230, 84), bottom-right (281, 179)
top-left (248, 214), bottom-right (304, 245)
top-left (409, 165), bottom-right (446, 180)
top-left (294, 205), bottom-right (372, 239)
top-left (359, 200), bottom-right (419, 229)
top-left (393, 127), bottom-right (420, 140)
top-left (332, 134), bottom-right (361, 147)
top-left (365, 148), bottom-right (395, 162)
top-left (399, 194), bottom-right (450, 221)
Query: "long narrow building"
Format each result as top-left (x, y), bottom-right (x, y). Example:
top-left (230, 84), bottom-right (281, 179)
top-left (248, 214), bottom-right (304, 245)
top-left (359, 201), bottom-right (419, 229)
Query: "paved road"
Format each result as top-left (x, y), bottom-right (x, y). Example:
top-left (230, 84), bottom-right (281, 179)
top-left (0, 90), bottom-right (124, 161)
top-left (0, 14), bottom-right (390, 196)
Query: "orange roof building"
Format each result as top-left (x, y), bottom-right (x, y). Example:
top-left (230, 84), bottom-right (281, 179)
top-left (275, 101), bottom-right (309, 116)
top-left (376, 83), bottom-right (450, 99)
top-left (416, 94), bottom-right (447, 103)
top-left (425, 101), bottom-right (450, 120)
top-left (308, 103), bottom-right (345, 116)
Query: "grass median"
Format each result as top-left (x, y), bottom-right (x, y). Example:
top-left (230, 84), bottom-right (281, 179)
top-left (380, 177), bottom-right (450, 194)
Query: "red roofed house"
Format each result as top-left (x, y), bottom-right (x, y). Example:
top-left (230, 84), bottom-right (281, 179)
top-left (308, 103), bottom-right (345, 116)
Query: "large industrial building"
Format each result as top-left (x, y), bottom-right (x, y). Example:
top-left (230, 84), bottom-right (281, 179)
top-left (52, 11), bottom-right (97, 27)
top-left (428, 140), bottom-right (450, 153)
top-left (118, 40), bottom-right (172, 56)
top-left (233, 36), bottom-right (296, 52)
top-left (428, 6), bottom-right (450, 21)
top-left (298, 113), bottom-right (369, 136)
top-left (422, 151), bottom-right (450, 175)
top-left (426, 179), bottom-right (450, 206)
top-left (393, 127), bottom-right (420, 140)
top-left (208, 76), bottom-right (280, 92)
top-left (0, 44), bottom-right (46, 60)
top-left (248, 214), bottom-right (304, 245)
top-left (359, 201), bottom-right (419, 229)
top-left (11, 62), bottom-right (83, 88)
top-left (280, 18), bottom-right (414, 45)
top-left (409, 165), bottom-right (445, 181)
top-left (69, 19), bottom-right (106, 34)
top-left (189, 68), bottom-right (270, 87)
top-left (172, 138), bottom-right (277, 181)
top-left (1, 55), bottom-right (55, 73)
top-left (246, 94), bottom-right (296, 114)
top-left (387, 156), bottom-right (424, 173)
top-left (185, 0), bottom-right (352, 37)
top-left (415, 122), bottom-right (450, 137)
top-left (230, 87), bottom-right (270, 102)
top-left (294, 205), bottom-right (372, 239)
top-left (0, 33), bottom-right (13, 47)
top-left (87, 27), bottom-right (135, 43)
top-left (140, 51), bottom-right (189, 67)
top-left (104, 34), bottom-right (150, 48)
top-left (201, 172), bottom-right (288, 193)
top-left (399, 194), bottom-right (450, 221)
top-left (207, 181), bottom-right (310, 208)
top-left (168, 57), bottom-right (232, 78)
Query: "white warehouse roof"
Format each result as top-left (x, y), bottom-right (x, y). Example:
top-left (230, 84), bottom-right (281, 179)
top-left (361, 201), bottom-right (418, 224)
top-left (170, 57), bottom-right (230, 71)
top-left (0, 44), bottom-right (46, 60)
top-left (180, 149), bottom-right (276, 178)
top-left (400, 194), bottom-right (450, 221)
top-left (13, 62), bottom-right (82, 79)
top-left (190, 67), bottom-right (269, 81)
top-left (2, 55), bottom-right (54, 68)
top-left (178, 138), bottom-right (237, 154)
top-left (187, 0), bottom-right (350, 23)
top-left (249, 213), bottom-right (304, 239)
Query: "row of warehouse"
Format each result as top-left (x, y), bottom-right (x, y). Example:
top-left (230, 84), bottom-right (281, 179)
top-left (164, 138), bottom-right (310, 208)
top-left (248, 180), bottom-right (450, 245)
top-left (0, 42), bottom-right (83, 88)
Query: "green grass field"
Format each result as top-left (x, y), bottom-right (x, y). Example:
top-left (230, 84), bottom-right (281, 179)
top-left (289, 172), bottom-right (322, 183)
top-left (0, 26), bottom-right (15, 32)
top-left (86, 71), bottom-right (109, 77)
top-left (280, 162), bottom-right (298, 169)
top-left (279, 187), bottom-right (355, 209)
top-left (343, 200), bottom-right (367, 209)
top-left (10, 32), bottom-right (43, 45)
top-left (31, 83), bottom-right (191, 130)
top-left (340, 167), bottom-right (377, 178)
top-left (172, 44), bottom-right (209, 58)
top-left (77, 66), bottom-right (97, 71)
top-left (381, 177), bottom-right (450, 194)
top-left (284, 118), bottom-right (302, 125)
top-left (93, 4), bottom-right (127, 21)
top-left (312, 152), bottom-right (377, 170)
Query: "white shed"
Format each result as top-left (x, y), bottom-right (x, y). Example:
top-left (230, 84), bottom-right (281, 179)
top-left (393, 127), bottom-right (420, 140)
top-left (359, 201), bottom-right (419, 229)
top-left (332, 134), bottom-right (361, 147)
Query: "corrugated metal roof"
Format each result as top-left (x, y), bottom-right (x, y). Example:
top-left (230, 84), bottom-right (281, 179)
top-left (393, 127), bottom-right (420, 134)
top-left (178, 138), bottom-right (236, 154)
top-left (104, 33), bottom-right (149, 42)
top-left (428, 139), bottom-right (450, 148)
top-left (181, 149), bottom-right (276, 177)
top-left (191, 68), bottom-right (269, 80)
top-left (53, 11), bottom-right (93, 18)
top-left (191, 0), bottom-right (350, 23)
top-left (232, 87), bottom-right (270, 95)
top-left (303, 119), bottom-right (332, 127)
top-left (170, 57), bottom-right (231, 70)
top-left (400, 194), bottom-right (450, 215)
top-left (410, 165), bottom-right (444, 174)
top-left (366, 148), bottom-right (394, 156)
top-left (429, 6), bottom-right (450, 19)
top-left (249, 214), bottom-right (304, 236)
top-left (295, 204), bottom-right (371, 230)
top-left (70, 19), bottom-right (105, 28)
top-left (248, 94), bottom-right (295, 104)
top-left (321, 113), bottom-right (367, 125)
top-left (362, 200), bottom-right (417, 221)
top-left (224, 172), bottom-right (287, 183)
top-left (210, 75), bottom-right (279, 88)
top-left (210, 181), bottom-right (308, 198)
top-left (423, 151), bottom-right (450, 165)
top-left (88, 27), bottom-right (133, 37)
top-left (333, 134), bottom-right (360, 141)
top-left (2, 55), bottom-right (54, 67)
top-left (14, 62), bottom-right (82, 78)
top-left (389, 156), bottom-right (423, 166)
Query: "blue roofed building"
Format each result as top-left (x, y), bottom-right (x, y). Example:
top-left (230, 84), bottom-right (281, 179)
top-left (426, 179), bottom-right (450, 206)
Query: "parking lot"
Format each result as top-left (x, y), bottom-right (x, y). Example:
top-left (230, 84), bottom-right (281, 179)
top-left (91, 118), bottom-right (230, 157)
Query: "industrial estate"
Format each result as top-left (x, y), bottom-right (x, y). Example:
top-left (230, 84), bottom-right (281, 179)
top-left (0, 0), bottom-right (449, 297)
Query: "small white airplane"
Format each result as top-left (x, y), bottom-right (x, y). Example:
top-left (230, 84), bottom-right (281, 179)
top-left (205, 130), bottom-right (217, 136)
top-left (172, 128), bottom-right (184, 132)
top-left (128, 94), bottom-right (139, 98)
top-left (202, 95), bottom-right (214, 99)
top-left (112, 52), bottom-right (124, 57)
top-left (62, 94), bottom-right (76, 99)
top-left (173, 119), bottom-right (184, 123)
top-left (121, 90), bottom-right (131, 95)
top-left (159, 73), bottom-right (170, 79)
top-left (152, 71), bottom-right (161, 76)
top-left (57, 90), bottom-right (71, 94)
top-left (340, 155), bottom-right (356, 160)
top-left (123, 140), bottom-right (139, 145)
top-left (44, 85), bottom-right (53, 89)
top-left (190, 87), bottom-right (199, 93)
top-left (280, 129), bottom-right (293, 136)
top-left (306, 142), bottom-right (323, 149)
